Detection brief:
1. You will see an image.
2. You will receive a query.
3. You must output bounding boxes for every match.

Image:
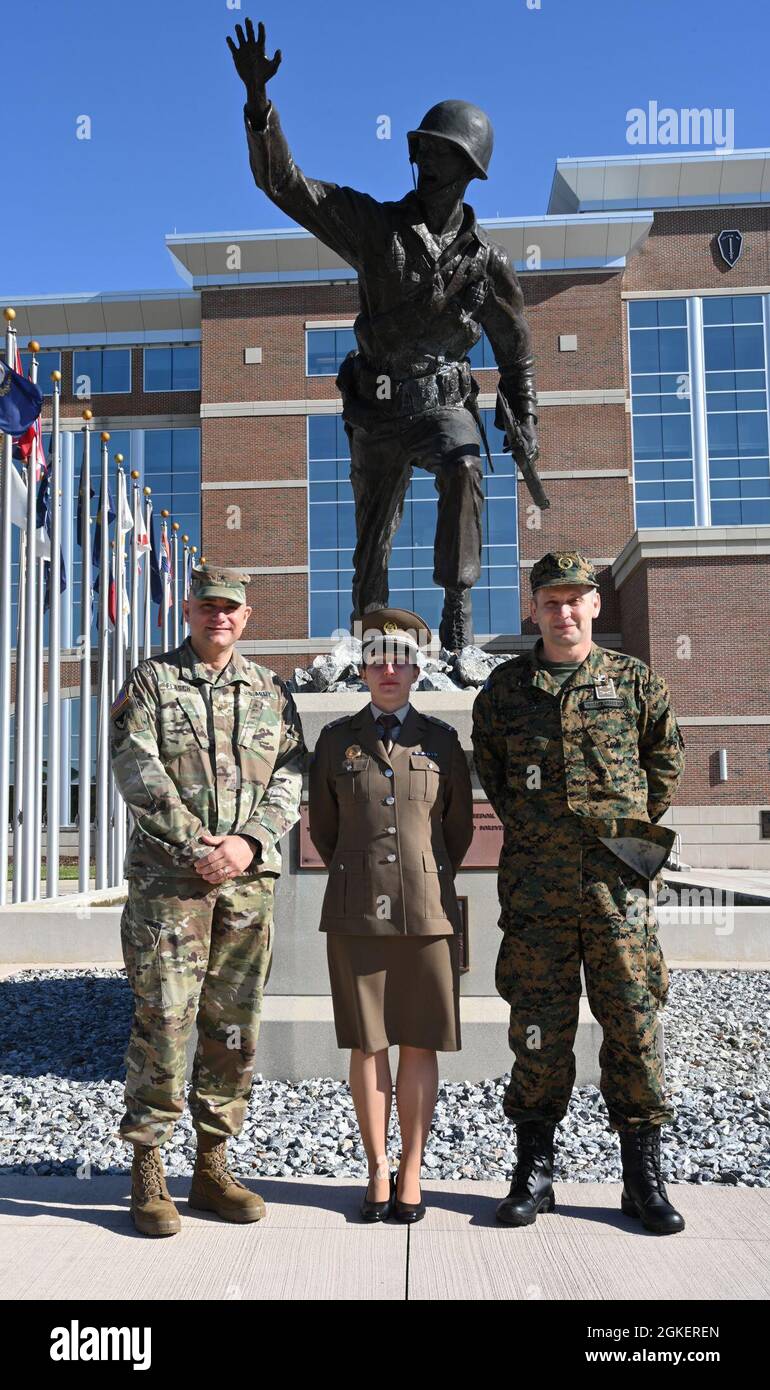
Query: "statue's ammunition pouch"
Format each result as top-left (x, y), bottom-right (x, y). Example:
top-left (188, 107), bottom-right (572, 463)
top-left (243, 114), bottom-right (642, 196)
top-left (337, 351), bottom-right (473, 426)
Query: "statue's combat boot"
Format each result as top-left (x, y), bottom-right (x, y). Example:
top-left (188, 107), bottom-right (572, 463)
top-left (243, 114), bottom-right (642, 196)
top-left (439, 587), bottom-right (474, 652)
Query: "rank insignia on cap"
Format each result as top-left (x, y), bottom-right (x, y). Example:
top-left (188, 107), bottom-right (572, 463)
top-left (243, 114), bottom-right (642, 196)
top-left (345, 745), bottom-right (362, 760)
top-left (383, 621), bottom-right (398, 634)
top-left (557, 553), bottom-right (575, 569)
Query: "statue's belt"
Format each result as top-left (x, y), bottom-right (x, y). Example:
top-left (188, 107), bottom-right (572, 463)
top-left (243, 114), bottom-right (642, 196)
top-left (349, 357), bottom-right (473, 416)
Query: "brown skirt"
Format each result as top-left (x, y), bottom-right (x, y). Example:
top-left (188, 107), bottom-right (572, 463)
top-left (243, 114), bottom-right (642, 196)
top-left (326, 932), bottom-right (461, 1054)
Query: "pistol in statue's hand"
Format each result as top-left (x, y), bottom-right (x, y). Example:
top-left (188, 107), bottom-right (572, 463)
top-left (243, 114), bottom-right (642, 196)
top-left (227, 17), bottom-right (282, 113)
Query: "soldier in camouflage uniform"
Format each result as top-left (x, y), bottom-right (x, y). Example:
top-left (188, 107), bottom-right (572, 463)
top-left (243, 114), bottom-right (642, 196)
top-left (472, 551), bottom-right (686, 1234)
top-left (110, 565), bottom-right (305, 1236)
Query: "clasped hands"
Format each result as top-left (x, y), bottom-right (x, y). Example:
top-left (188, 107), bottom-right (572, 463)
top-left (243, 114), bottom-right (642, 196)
top-left (194, 832), bottom-right (257, 884)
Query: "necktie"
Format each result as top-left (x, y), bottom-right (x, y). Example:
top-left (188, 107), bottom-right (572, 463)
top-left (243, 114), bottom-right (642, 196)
top-left (378, 712), bottom-right (400, 753)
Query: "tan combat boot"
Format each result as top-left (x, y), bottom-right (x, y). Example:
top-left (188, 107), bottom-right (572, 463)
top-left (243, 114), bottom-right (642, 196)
top-left (130, 1143), bottom-right (181, 1237)
top-left (189, 1132), bottom-right (265, 1223)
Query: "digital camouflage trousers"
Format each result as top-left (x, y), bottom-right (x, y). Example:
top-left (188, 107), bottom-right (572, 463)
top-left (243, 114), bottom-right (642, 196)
top-left (495, 841), bottom-right (673, 1132)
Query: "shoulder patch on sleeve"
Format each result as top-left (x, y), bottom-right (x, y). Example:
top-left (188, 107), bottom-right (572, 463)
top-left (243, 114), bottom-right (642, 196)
top-left (110, 684), bottom-right (132, 720)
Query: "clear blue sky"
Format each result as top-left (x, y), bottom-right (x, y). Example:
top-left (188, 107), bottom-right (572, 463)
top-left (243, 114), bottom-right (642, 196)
top-left (2, 0), bottom-right (768, 297)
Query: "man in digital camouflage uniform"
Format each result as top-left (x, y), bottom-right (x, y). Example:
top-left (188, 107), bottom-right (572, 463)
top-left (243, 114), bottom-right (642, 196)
top-left (472, 551), bottom-right (686, 1234)
top-left (110, 565), bottom-right (305, 1236)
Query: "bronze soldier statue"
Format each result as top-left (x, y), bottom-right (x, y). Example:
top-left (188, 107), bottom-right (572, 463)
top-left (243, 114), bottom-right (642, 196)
top-left (228, 18), bottom-right (546, 650)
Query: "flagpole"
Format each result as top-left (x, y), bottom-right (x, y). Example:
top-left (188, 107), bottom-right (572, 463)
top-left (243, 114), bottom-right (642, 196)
top-left (186, 547), bottom-right (195, 639)
top-left (172, 521), bottom-right (180, 647)
top-left (0, 308), bottom-right (17, 905)
top-left (12, 529), bottom-right (27, 903)
top-left (95, 433), bottom-right (111, 890)
top-left (77, 411), bottom-right (93, 893)
top-left (130, 470), bottom-right (141, 674)
top-left (20, 341), bottom-right (40, 900)
top-left (35, 551), bottom-right (45, 898)
top-left (143, 489), bottom-right (152, 659)
top-left (182, 534), bottom-right (190, 637)
top-left (108, 538), bottom-right (117, 885)
top-left (113, 457), bottom-right (127, 882)
top-left (46, 369), bottom-right (63, 897)
top-left (160, 510), bottom-right (170, 652)
top-left (59, 429), bottom-right (74, 831)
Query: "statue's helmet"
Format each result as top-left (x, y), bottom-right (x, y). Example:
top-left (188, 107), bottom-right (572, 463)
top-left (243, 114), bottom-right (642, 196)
top-left (407, 100), bottom-right (494, 181)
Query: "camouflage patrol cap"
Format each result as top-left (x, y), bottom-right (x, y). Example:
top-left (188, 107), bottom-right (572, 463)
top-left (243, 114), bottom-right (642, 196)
top-left (354, 607), bottom-right (433, 663)
top-left (530, 551), bottom-right (599, 593)
top-left (190, 565), bottom-right (251, 604)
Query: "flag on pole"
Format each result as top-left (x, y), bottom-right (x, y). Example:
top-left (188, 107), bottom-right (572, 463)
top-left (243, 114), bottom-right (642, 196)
top-left (76, 461), bottom-right (96, 549)
top-left (158, 519), bottom-right (172, 628)
top-left (117, 479), bottom-right (133, 646)
top-left (149, 509), bottom-right (163, 605)
top-left (37, 462), bottom-right (67, 610)
top-left (0, 356), bottom-right (42, 436)
top-left (133, 488), bottom-right (150, 569)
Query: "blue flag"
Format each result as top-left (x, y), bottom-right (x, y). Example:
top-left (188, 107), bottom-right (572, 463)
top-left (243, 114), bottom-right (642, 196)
top-left (37, 468), bottom-right (67, 611)
top-left (76, 463), bottom-right (96, 549)
top-left (0, 357), bottom-right (43, 436)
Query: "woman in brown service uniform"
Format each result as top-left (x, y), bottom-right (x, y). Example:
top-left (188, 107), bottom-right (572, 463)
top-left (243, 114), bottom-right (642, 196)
top-left (308, 609), bottom-right (474, 1223)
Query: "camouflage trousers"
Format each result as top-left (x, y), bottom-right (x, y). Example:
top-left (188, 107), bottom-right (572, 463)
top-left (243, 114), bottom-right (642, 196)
top-left (495, 843), bottom-right (673, 1132)
top-left (119, 870), bottom-right (275, 1146)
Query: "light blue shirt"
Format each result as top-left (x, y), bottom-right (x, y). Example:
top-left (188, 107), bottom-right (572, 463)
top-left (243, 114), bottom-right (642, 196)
top-left (369, 700), bottom-right (411, 733)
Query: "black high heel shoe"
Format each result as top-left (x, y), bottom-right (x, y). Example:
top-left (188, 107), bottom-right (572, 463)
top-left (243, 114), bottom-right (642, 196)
top-left (392, 1166), bottom-right (425, 1224)
top-left (360, 1170), bottom-right (396, 1222)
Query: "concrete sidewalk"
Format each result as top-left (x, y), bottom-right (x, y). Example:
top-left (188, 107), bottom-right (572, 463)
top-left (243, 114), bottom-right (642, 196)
top-left (1, 1176), bottom-right (768, 1301)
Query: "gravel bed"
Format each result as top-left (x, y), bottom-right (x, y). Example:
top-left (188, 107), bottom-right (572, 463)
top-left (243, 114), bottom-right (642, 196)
top-left (0, 967), bottom-right (767, 1185)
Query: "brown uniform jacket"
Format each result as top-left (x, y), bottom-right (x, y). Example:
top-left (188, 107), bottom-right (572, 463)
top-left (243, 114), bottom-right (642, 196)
top-left (308, 703), bottom-right (474, 937)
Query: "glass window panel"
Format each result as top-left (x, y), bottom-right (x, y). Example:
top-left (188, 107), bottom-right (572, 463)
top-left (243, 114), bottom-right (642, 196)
top-left (703, 326), bottom-right (735, 370)
top-left (658, 328), bottom-right (689, 373)
top-left (631, 416), bottom-right (663, 460)
top-left (628, 301), bottom-right (659, 328)
top-left (172, 346), bottom-right (200, 390)
top-left (737, 413), bottom-right (768, 454)
top-left (629, 331), bottom-right (661, 373)
top-left (707, 413), bottom-right (738, 454)
top-left (144, 347), bottom-right (172, 391)
top-left (101, 350), bottom-right (131, 393)
top-left (710, 500), bottom-right (742, 525)
top-left (657, 299), bottom-right (687, 327)
top-left (734, 324), bottom-right (765, 370)
top-left (19, 349), bottom-right (61, 394)
top-left (702, 297), bottom-right (734, 325)
top-left (660, 413), bottom-right (692, 457)
top-left (307, 415), bottom-right (337, 459)
top-left (636, 501), bottom-right (667, 527)
top-left (664, 500), bottom-right (696, 525)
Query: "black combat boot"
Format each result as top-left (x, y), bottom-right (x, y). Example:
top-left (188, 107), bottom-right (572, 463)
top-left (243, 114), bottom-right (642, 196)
top-left (496, 1121), bottom-right (556, 1227)
top-left (619, 1125), bottom-right (685, 1235)
top-left (438, 587), bottom-right (474, 652)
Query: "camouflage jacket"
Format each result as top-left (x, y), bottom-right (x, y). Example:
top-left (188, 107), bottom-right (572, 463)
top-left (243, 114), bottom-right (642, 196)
top-left (110, 638), bottom-right (305, 878)
top-left (471, 639), bottom-right (686, 882)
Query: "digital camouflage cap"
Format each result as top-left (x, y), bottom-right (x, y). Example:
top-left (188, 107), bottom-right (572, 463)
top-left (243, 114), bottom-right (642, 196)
top-left (190, 565), bottom-right (251, 604)
top-left (530, 551), bottom-right (599, 593)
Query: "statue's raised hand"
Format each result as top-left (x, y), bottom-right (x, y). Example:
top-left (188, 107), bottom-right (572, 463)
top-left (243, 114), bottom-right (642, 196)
top-left (227, 18), bottom-right (282, 113)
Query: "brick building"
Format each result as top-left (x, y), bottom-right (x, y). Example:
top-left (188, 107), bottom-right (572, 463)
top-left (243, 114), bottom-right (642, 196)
top-left (6, 146), bottom-right (770, 866)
